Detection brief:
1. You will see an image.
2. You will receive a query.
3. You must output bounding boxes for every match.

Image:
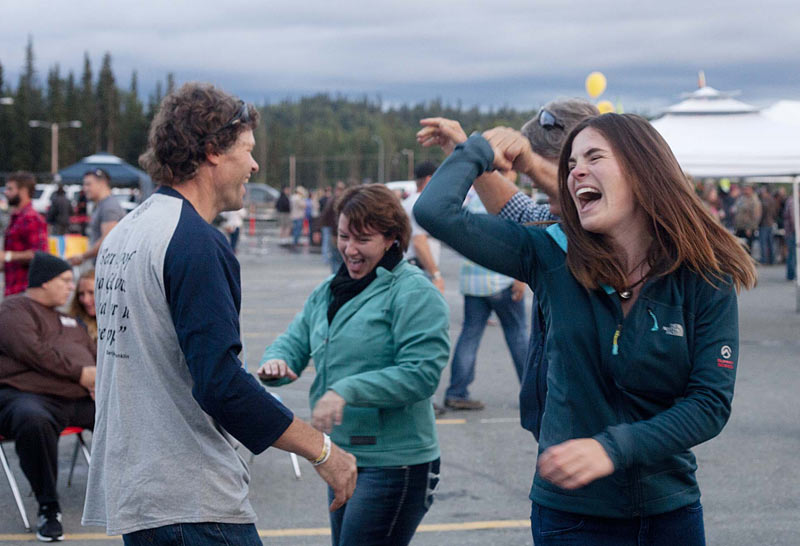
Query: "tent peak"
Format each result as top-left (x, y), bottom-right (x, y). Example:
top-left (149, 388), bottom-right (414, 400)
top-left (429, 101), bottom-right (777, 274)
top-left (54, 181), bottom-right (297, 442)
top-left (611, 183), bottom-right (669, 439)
top-left (665, 85), bottom-right (758, 116)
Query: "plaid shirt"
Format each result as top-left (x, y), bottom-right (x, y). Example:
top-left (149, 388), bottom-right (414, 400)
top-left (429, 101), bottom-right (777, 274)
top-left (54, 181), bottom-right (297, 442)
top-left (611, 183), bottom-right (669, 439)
top-left (3, 203), bottom-right (48, 296)
top-left (497, 191), bottom-right (556, 224)
top-left (459, 191), bottom-right (515, 296)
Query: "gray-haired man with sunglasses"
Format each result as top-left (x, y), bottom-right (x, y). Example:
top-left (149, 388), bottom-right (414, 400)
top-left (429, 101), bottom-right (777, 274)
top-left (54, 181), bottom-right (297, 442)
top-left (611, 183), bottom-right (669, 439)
top-left (416, 98), bottom-right (597, 435)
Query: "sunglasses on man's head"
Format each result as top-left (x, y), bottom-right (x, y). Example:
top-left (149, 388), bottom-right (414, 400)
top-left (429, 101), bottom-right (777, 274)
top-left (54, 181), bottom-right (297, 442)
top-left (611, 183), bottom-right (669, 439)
top-left (217, 101), bottom-right (251, 133)
top-left (538, 109), bottom-right (564, 131)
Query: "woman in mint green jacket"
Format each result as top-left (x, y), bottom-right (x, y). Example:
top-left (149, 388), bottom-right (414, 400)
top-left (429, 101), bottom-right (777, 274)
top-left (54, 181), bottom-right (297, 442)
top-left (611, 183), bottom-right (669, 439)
top-left (258, 184), bottom-right (450, 546)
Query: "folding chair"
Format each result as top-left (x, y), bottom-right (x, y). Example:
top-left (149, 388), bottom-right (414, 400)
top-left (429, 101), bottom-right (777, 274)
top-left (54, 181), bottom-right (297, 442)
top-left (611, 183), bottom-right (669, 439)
top-left (0, 427), bottom-right (91, 532)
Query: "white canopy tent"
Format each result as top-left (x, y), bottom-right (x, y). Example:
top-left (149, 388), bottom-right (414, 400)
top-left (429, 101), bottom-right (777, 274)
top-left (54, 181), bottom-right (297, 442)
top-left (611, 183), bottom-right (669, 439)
top-left (651, 87), bottom-right (800, 310)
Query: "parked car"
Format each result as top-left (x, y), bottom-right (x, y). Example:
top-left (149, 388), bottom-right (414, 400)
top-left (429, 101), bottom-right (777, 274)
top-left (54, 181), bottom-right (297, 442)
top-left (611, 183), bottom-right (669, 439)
top-left (32, 183), bottom-right (82, 215)
top-left (385, 180), bottom-right (417, 201)
top-left (110, 187), bottom-right (139, 213)
top-left (243, 183), bottom-right (280, 221)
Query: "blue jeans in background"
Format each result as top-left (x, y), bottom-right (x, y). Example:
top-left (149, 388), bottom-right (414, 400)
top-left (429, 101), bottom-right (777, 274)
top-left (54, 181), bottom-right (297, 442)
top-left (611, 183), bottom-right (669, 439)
top-left (328, 459), bottom-right (440, 546)
top-left (291, 218), bottom-right (303, 246)
top-left (531, 502), bottom-right (705, 546)
top-left (759, 225), bottom-right (774, 264)
top-left (446, 286), bottom-right (527, 401)
top-left (321, 226), bottom-right (343, 273)
top-left (123, 522), bottom-right (262, 546)
top-left (787, 234), bottom-right (796, 280)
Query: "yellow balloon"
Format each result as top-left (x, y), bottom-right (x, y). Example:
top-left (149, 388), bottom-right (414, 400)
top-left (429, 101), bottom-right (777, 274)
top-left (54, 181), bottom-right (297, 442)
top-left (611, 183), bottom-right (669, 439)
top-left (597, 100), bottom-right (615, 114)
top-left (585, 72), bottom-right (607, 98)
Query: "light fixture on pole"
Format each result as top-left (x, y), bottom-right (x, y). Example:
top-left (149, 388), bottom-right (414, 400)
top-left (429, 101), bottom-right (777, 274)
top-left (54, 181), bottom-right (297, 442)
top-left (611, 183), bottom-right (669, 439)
top-left (401, 149), bottom-right (414, 180)
top-left (28, 120), bottom-right (83, 174)
top-left (371, 135), bottom-right (385, 183)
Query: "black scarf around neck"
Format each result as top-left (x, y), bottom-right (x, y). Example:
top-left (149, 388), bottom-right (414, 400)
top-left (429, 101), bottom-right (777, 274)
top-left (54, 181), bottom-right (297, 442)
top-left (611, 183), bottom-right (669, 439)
top-left (327, 244), bottom-right (403, 324)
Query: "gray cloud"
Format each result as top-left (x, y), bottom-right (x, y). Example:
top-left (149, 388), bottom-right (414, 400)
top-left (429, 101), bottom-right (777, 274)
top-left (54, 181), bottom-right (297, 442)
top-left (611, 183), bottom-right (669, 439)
top-left (1, 0), bottom-right (798, 111)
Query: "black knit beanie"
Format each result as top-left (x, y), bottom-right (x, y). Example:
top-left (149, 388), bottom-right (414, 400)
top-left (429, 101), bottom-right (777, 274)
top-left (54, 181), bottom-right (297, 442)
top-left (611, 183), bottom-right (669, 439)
top-left (28, 252), bottom-right (71, 288)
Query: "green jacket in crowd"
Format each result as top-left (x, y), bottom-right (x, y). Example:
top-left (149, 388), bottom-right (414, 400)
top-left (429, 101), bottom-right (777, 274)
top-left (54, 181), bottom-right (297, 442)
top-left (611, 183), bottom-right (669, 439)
top-left (261, 261), bottom-right (450, 467)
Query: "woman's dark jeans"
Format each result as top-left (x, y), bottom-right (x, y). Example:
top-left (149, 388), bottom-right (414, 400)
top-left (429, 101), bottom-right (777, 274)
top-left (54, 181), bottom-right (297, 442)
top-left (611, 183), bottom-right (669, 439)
top-left (531, 501), bottom-right (705, 546)
top-left (123, 522), bottom-right (262, 545)
top-left (328, 459), bottom-right (440, 546)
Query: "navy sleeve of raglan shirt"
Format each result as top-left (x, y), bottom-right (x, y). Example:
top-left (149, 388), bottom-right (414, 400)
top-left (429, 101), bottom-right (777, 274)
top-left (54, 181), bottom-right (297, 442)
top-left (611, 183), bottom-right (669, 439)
top-left (164, 201), bottom-right (294, 454)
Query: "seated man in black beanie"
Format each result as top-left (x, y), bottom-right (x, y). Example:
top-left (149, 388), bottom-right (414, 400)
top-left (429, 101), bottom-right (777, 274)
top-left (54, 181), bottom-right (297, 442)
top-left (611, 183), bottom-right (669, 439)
top-left (0, 252), bottom-right (96, 542)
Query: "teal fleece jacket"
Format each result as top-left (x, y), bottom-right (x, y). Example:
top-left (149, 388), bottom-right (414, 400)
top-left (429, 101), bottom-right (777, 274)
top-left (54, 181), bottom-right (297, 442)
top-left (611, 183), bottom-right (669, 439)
top-left (261, 261), bottom-right (450, 467)
top-left (414, 135), bottom-right (740, 518)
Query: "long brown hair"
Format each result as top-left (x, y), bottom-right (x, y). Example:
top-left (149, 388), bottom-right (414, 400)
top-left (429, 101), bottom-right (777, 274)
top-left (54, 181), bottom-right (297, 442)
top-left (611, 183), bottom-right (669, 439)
top-left (557, 114), bottom-right (757, 292)
top-left (69, 268), bottom-right (97, 342)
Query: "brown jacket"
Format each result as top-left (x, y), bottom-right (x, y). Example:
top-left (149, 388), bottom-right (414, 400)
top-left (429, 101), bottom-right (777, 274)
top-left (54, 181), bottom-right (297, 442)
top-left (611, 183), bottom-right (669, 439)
top-left (0, 295), bottom-right (95, 398)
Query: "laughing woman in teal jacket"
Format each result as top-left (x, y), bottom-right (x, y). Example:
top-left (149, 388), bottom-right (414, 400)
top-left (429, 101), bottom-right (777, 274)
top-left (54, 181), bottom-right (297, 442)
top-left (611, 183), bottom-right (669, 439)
top-left (414, 114), bottom-right (756, 546)
top-left (258, 184), bottom-right (449, 546)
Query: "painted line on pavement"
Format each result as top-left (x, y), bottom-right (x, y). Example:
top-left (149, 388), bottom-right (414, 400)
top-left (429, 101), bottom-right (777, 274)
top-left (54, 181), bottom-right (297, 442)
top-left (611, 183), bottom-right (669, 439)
top-left (0, 520), bottom-right (530, 541)
top-left (435, 418), bottom-right (467, 424)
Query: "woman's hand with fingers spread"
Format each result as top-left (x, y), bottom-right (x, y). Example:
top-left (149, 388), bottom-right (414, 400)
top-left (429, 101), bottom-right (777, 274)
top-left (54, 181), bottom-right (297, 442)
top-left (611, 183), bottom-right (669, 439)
top-left (257, 359), bottom-right (298, 382)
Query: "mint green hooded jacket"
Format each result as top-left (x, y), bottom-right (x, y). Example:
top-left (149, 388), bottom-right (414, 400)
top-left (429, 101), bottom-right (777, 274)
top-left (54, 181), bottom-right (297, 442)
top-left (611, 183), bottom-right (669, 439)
top-left (261, 261), bottom-right (450, 467)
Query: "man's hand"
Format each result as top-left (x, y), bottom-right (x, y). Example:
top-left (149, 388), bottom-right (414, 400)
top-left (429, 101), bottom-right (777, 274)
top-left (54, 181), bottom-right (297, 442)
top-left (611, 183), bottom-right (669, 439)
top-left (312, 390), bottom-right (347, 434)
top-left (417, 118), bottom-right (468, 156)
top-left (511, 280), bottom-right (527, 302)
top-left (314, 442), bottom-right (358, 512)
top-left (79, 366), bottom-right (96, 398)
top-left (483, 127), bottom-right (538, 175)
top-left (257, 359), bottom-right (298, 382)
top-left (537, 438), bottom-right (614, 490)
top-left (68, 254), bottom-right (85, 266)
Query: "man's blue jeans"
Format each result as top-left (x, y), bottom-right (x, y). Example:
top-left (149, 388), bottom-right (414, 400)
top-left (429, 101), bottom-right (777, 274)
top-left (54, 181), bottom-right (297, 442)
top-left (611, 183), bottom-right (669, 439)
top-left (123, 522), bottom-right (262, 545)
top-left (786, 234), bottom-right (796, 280)
top-left (759, 225), bottom-right (774, 264)
top-left (446, 286), bottom-right (527, 400)
top-left (321, 226), bottom-right (343, 273)
top-left (328, 459), bottom-right (439, 546)
top-left (291, 219), bottom-right (303, 245)
top-left (531, 501), bottom-right (705, 545)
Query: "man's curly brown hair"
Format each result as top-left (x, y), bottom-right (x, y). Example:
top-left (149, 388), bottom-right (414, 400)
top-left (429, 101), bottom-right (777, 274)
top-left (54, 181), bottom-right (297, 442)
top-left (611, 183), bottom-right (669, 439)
top-left (139, 82), bottom-right (259, 186)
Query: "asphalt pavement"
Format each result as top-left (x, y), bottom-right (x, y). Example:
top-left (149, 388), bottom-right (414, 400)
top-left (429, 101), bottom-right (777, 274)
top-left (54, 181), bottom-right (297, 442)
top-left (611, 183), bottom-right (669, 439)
top-left (0, 232), bottom-right (798, 545)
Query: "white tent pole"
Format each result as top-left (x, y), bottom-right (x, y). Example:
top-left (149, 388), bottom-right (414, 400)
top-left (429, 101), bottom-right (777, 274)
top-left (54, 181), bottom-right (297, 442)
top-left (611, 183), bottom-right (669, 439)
top-left (793, 177), bottom-right (800, 312)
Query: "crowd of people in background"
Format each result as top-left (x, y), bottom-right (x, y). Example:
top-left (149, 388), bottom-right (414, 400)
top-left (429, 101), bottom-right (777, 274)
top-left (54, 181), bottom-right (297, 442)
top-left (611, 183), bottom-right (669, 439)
top-left (698, 178), bottom-right (795, 279)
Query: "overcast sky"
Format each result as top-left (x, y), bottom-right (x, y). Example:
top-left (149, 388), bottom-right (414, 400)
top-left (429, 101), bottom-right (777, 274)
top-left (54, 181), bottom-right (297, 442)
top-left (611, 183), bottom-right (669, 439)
top-left (1, 0), bottom-right (799, 114)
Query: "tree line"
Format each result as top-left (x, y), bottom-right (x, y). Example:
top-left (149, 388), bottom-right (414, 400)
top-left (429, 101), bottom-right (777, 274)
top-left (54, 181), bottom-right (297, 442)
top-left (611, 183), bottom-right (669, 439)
top-left (1, 38), bottom-right (540, 187)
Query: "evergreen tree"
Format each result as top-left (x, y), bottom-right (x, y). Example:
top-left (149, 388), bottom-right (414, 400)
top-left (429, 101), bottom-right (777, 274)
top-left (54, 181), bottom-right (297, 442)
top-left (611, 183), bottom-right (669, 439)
top-left (77, 52), bottom-right (96, 157)
top-left (11, 37), bottom-right (46, 172)
top-left (96, 52), bottom-right (118, 153)
top-left (118, 71), bottom-right (148, 165)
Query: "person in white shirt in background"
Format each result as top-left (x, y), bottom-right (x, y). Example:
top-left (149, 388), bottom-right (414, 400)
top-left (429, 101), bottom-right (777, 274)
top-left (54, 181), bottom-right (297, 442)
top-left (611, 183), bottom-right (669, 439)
top-left (402, 161), bottom-right (444, 293)
top-left (221, 208), bottom-right (246, 254)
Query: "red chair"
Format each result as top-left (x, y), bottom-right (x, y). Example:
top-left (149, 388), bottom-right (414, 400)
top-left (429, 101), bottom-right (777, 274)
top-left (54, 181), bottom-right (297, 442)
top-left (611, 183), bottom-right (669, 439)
top-left (0, 427), bottom-right (91, 532)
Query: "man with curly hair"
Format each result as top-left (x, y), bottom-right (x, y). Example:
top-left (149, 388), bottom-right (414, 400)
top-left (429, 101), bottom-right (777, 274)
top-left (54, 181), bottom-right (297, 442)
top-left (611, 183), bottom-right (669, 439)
top-left (82, 83), bottom-right (357, 545)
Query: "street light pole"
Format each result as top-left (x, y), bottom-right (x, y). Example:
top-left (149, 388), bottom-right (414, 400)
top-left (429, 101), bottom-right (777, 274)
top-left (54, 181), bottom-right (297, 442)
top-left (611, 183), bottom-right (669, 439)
top-left (372, 135), bottom-right (385, 183)
top-left (401, 149), bottom-right (414, 180)
top-left (28, 120), bottom-right (82, 174)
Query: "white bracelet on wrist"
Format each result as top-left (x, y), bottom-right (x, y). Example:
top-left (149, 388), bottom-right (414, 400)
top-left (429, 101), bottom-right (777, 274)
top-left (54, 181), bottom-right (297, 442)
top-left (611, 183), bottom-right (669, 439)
top-left (311, 433), bottom-right (331, 466)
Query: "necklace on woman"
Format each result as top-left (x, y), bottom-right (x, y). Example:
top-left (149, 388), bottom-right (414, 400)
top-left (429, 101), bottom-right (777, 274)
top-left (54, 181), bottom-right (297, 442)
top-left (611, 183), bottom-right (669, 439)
top-left (619, 257), bottom-right (649, 300)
